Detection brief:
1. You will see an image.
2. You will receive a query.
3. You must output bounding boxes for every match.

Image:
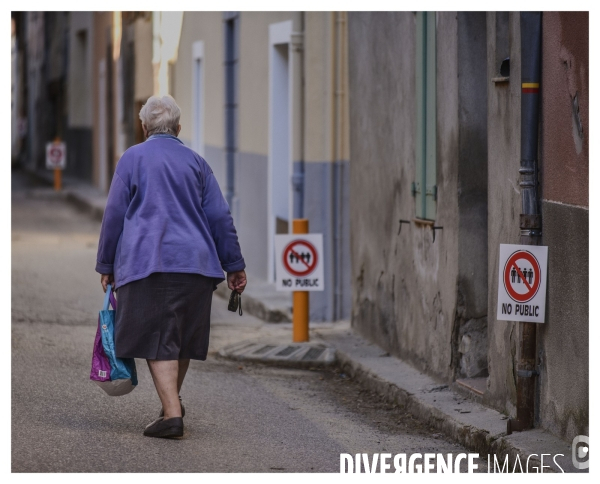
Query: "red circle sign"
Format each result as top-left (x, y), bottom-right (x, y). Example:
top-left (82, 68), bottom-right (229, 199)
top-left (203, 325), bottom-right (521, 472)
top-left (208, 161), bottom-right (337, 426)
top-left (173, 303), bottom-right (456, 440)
top-left (503, 250), bottom-right (541, 303)
top-left (283, 239), bottom-right (318, 277)
top-left (49, 147), bottom-right (64, 165)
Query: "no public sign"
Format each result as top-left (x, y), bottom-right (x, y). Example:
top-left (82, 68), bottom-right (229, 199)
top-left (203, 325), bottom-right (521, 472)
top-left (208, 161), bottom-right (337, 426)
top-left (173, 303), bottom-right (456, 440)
top-left (275, 234), bottom-right (324, 292)
top-left (45, 141), bottom-right (67, 170)
top-left (497, 244), bottom-right (548, 323)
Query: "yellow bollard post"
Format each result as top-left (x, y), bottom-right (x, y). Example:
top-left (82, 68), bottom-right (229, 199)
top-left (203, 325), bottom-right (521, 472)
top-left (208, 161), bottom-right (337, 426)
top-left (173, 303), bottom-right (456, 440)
top-left (292, 219), bottom-right (310, 342)
top-left (53, 137), bottom-right (62, 191)
top-left (54, 168), bottom-right (62, 191)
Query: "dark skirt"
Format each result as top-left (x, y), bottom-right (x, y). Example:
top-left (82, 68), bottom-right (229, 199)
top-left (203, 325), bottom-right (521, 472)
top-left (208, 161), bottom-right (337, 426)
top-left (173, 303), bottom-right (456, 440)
top-left (114, 272), bottom-right (216, 361)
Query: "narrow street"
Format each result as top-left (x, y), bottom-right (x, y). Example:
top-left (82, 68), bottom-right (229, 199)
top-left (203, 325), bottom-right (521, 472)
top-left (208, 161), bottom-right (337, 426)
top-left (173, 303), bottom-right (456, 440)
top-left (11, 170), bottom-right (486, 473)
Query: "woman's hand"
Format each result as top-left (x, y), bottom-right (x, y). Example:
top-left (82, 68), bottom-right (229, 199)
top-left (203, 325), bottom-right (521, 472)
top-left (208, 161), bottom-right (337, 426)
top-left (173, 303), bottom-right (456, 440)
top-left (101, 274), bottom-right (115, 293)
top-left (227, 270), bottom-right (247, 294)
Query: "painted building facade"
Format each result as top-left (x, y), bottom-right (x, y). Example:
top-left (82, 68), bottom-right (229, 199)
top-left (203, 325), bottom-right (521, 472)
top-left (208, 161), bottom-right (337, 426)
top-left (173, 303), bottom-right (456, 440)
top-left (170, 12), bottom-right (351, 321)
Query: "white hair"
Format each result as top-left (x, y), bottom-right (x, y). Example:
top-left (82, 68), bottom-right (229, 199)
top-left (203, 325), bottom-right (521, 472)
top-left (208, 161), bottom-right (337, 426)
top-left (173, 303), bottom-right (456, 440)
top-left (139, 95), bottom-right (181, 136)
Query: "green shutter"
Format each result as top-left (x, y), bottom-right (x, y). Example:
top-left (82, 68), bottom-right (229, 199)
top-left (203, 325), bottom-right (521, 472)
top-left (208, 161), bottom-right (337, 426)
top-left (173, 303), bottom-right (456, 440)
top-left (425, 11), bottom-right (437, 220)
top-left (414, 12), bottom-right (437, 221)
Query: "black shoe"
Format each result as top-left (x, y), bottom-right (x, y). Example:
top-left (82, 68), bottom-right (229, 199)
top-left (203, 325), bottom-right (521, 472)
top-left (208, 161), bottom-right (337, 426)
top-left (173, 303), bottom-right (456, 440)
top-left (159, 395), bottom-right (185, 418)
top-left (143, 417), bottom-right (184, 439)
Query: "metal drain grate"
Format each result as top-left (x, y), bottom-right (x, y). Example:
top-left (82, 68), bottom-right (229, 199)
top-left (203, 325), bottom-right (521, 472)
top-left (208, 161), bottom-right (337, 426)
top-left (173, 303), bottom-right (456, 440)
top-left (275, 346), bottom-right (301, 357)
top-left (253, 345), bottom-right (276, 355)
top-left (302, 347), bottom-right (325, 360)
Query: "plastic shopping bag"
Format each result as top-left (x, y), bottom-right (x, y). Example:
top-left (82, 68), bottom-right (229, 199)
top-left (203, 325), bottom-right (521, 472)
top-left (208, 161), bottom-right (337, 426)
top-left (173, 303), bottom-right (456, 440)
top-left (90, 284), bottom-right (138, 396)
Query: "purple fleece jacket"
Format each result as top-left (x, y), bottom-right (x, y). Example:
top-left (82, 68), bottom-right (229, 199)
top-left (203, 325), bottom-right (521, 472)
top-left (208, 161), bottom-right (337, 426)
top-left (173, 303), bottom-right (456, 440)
top-left (95, 134), bottom-right (245, 288)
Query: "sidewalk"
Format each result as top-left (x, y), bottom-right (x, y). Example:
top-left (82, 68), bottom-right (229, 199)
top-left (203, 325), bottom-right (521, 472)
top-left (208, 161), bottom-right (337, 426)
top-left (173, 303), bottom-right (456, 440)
top-left (24, 166), bottom-right (581, 473)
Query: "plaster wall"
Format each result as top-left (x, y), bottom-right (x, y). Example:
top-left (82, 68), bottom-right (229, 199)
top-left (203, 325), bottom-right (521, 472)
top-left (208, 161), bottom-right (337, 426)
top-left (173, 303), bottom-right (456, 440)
top-left (25, 12), bottom-right (46, 170)
top-left (348, 12), bottom-right (461, 378)
top-left (302, 12), bottom-right (351, 320)
top-left (302, 160), bottom-right (351, 321)
top-left (133, 17), bottom-right (153, 103)
top-left (238, 11), bottom-right (296, 156)
top-left (91, 12), bottom-right (114, 189)
top-left (67, 12), bottom-right (94, 182)
top-left (485, 11), bottom-right (522, 417)
top-left (454, 12), bottom-right (489, 379)
top-left (536, 12), bottom-right (589, 441)
top-left (68, 12), bottom-right (93, 128)
top-left (304, 12), bottom-right (333, 164)
top-left (173, 11), bottom-right (225, 154)
top-left (538, 200), bottom-right (588, 440)
top-left (540, 12), bottom-right (588, 208)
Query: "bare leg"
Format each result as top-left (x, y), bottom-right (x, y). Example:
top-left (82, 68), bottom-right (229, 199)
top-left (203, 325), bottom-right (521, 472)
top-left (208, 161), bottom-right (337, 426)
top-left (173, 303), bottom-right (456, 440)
top-left (147, 360), bottom-right (182, 419)
top-left (178, 359), bottom-right (190, 393)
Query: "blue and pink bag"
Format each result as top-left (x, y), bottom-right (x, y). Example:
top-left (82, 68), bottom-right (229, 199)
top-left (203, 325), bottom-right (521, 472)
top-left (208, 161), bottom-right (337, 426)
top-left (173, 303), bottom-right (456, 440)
top-left (90, 285), bottom-right (138, 396)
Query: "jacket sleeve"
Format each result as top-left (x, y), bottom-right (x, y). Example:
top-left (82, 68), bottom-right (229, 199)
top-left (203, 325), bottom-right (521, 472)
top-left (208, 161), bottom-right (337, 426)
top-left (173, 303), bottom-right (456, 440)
top-left (95, 172), bottom-right (130, 274)
top-left (201, 171), bottom-right (246, 273)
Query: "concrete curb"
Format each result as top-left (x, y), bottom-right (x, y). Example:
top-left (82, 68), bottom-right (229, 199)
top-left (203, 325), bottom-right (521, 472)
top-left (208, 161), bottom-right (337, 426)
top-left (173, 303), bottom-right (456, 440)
top-left (324, 330), bottom-right (581, 473)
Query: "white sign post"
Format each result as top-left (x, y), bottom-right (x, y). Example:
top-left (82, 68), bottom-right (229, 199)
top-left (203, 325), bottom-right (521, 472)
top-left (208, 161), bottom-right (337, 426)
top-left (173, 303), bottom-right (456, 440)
top-left (45, 141), bottom-right (67, 170)
top-left (497, 244), bottom-right (548, 323)
top-left (274, 234), bottom-right (324, 292)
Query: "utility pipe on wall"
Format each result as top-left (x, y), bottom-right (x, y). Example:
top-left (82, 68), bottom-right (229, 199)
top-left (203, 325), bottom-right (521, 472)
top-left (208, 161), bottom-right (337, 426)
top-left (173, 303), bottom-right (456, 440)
top-left (291, 12), bottom-right (305, 219)
top-left (332, 11), bottom-right (347, 321)
top-left (509, 11), bottom-right (543, 434)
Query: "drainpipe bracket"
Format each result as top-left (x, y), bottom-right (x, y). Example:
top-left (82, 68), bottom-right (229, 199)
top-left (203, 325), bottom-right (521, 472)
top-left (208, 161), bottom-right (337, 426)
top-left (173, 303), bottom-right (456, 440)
top-left (520, 214), bottom-right (542, 237)
top-left (516, 369), bottom-right (539, 378)
top-left (291, 171), bottom-right (304, 191)
top-left (291, 32), bottom-right (304, 51)
top-left (519, 213), bottom-right (541, 229)
top-left (520, 229), bottom-right (542, 237)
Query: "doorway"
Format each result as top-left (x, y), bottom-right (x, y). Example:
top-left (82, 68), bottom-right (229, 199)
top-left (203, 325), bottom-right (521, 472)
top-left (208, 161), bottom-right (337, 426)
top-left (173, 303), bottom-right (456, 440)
top-left (268, 20), bottom-right (293, 282)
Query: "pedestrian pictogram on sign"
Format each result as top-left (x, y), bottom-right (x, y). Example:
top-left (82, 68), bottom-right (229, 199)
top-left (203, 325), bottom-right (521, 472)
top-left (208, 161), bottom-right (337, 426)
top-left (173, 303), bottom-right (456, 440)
top-left (283, 239), bottom-right (318, 277)
top-left (274, 234), bottom-right (324, 292)
top-left (497, 244), bottom-right (548, 323)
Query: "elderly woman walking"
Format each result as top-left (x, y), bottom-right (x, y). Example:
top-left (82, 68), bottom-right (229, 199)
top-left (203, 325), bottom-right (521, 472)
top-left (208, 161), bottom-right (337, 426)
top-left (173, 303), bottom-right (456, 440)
top-left (95, 95), bottom-right (246, 439)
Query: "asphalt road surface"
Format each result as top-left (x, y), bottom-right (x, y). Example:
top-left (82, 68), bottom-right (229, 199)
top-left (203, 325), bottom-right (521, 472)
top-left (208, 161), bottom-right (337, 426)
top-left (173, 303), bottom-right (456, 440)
top-left (11, 169), bottom-right (485, 473)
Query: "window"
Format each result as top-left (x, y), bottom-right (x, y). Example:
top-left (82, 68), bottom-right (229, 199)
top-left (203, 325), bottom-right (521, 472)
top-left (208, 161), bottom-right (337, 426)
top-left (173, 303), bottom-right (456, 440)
top-left (413, 11), bottom-right (437, 220)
